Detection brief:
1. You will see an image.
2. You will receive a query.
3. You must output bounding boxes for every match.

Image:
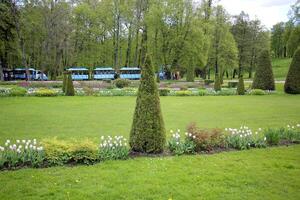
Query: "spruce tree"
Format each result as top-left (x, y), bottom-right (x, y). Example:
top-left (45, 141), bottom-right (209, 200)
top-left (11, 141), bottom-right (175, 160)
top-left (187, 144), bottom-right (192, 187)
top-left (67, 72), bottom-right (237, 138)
top-left (65, 72), bottom-right (75, 96)
top-left (284, 47), bottom-right (300, 94)
top-left (252, 50), bottom-right (275, 90)
top-left (130, 55), bottom-right (166, 153)
top-left (214, 73), bottom-right (221, 91)
top-left (186, 66), bottom-right (195, 82)
top-left (237, 75), bottom-right (245, 95)
top-left (62, 72), bottom-right (67, 93)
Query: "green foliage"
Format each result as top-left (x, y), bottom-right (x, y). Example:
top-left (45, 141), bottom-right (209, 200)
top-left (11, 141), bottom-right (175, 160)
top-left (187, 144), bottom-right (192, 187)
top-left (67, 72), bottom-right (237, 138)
top-left (130, 55), bottom-right (166, 153)
top-left (41, 138), bottom-right (98, 166)
top-left (34, 88), bottom-right (59, 97)
top-left (114, 78), bottom-right (130, 88)
top-left (159, 88), bottom-right (170, 96)
top-left (228, 81), bottom-right (238, 88)
top-left (225, 126), bottom-right (267, 150)
top-left (287, 26), bottom-right (300, 57)
top-left (167, 130), bottom-right (196, 155)
top-left (10, 87), bottom-right (27, 96)
top-left (98, 136), bottom-right (129, 160)
top-left (264, 128), bottom-right (281, 145)
top-left (284, 47), bottom-right (300, 94)
top-left (204, 79), bottom-right (214, 85)
top-left (175, 90), bottom-right (193, 96)
top-left (62, 72), bottom-right (67, 93)
top-left (252, 50), bottom-right (275, 90)
top-left (65, 72), bottom-right (75, 96)
top-left (214, 74), bottom-right (221, 91)
top-left (187, 123), bottom-right (226, 152)
top-left (186, 66), bottom-right (195, 82)
top-left (247, 89), bottom-right (266, 95)
top-left (264, 125), bottom-right (300, 145)
top-left (237, 76), bottom-right (245, 95)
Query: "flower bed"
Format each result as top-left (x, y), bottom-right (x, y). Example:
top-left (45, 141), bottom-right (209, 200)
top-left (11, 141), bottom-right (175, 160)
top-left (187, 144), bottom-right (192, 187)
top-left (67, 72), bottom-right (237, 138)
top-left (0, 124), bottom-right (299, 170)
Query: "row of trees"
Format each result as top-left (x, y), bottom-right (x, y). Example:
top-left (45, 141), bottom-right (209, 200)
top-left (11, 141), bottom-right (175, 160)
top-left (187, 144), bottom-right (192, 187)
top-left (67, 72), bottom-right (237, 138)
top-left (271, 2), bottom-right (300, 58)
top-left (0, 0), bottom-right (297, 81)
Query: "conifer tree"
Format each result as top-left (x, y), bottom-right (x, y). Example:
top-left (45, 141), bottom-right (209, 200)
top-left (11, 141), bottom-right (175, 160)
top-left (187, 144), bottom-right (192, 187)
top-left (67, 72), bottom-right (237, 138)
top-left (130, 54), bottom-right (166, 153)
top-left (252, 50), bottom-right (275, 90)
top-left (65, 72), bottom-right (75, 96)
top-left (284, 47), bottom-right (300, 94)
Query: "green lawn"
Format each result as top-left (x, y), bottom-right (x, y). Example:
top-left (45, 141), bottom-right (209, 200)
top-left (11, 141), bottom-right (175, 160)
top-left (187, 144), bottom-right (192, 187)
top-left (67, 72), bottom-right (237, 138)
top-left (0, 145), bottom-right (299, 199)
top-left (0, 95), bottom-right (299, 142)
top-left (272, 58), bottom-right (292, 80)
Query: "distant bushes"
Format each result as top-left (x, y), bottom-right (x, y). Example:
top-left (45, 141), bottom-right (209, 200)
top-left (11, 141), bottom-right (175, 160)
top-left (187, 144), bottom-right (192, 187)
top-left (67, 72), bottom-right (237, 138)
top-left (114, 78), bottom-right (130, 88)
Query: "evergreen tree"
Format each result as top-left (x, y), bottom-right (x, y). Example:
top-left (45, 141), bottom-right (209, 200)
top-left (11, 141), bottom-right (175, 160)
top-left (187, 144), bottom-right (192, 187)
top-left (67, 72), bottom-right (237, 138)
top-left (284, 47), bottom-right (300, 94)
top-left (130, 54), bottom-right (165, 153)
top-left (252, 50), bottom-right (275, 90)
top-left (62, 72), bottom-right (67, 93)
top-left (237, 75), bottom-right (245, 95)
top-left (214, 73), bottom-right (221, 91)
top-left (186, 65), bottom-right (195, 82)
top-left (65, 72), bottom-right (75, 96)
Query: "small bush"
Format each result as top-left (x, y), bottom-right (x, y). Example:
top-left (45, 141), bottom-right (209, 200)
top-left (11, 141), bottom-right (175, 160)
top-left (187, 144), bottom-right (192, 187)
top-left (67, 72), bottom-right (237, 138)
top-left (204, 79), bottom-right (214, 85)
top-left (175, 90), bottom-right (193, 96)
top-left (198, 89), bottom-right (207, 96)
top-left (0, 87), bottom-right (10, 96)
top-left (0, 139), bottom-right (45, 169)
top-left (10, 87), bottom-right (27, 96)
top-left (167, 129), bottom-right (196, 155)
top-left (247, 89), bottom-right (266, 95)
top-left (99, 136), bottom-right (129, 160)
top-left (41, 138), bottom-right (98, 166)
top-left (228, 81), bottom-right (238, 88)
top-left (159, 88), bottom-right (170, 96)
top-left (264, 128), bottom-right (281, 145)
top-left (187, 123), bottom-right (225, 152)
top-left (114, 79), bottom-right (130, 88)
top-left (34, 88), bottom-right (58, 97)
top-left (237, 76), bottom-right (245, 95)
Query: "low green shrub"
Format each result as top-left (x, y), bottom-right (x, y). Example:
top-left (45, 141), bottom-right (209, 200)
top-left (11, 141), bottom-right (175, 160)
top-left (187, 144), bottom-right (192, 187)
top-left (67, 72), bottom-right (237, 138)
top-left (41, 138), bottom-right (98, 166)
top-left (204, 79), bottom-right (214, 85)
top-left (0, 87), bottom-right (10, 96)
top-left (264, 128), bottom-right (281, 145)
top-left (217, 88), bottom-right (236, 96)
top-left (247, 89), bottom-right (266, 95)
top-left (167, 129), bottom-right (196, 155)
top-left (159, 88), bottom-right (170, 96)
top-left (10, 87), bottom-right (27, 96)
top-left (187, 123), bottom-right (226, 152)
top-left (34, 88), bottom-right (59, 97)
top-left (175, 90), bottom-right (193, 96)
top-left (198, 89), bottom-right (207, 96)
top-left (99, 136), bottom-right (129, 160)
top-left (114, 79), bottom-right (130, 88)
top-left (0, 139), bottom-right (45, 169)
top-left (228, 81), bottom-right (238, 88)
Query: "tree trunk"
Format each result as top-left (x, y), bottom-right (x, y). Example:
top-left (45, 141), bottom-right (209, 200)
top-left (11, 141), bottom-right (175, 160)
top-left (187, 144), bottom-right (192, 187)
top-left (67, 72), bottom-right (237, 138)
top-left (125, 23), bottom-right (132, 67)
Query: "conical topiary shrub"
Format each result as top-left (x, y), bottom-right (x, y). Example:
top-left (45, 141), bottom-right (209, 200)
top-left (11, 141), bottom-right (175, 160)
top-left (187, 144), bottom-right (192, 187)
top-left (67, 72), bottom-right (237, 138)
top-left (130, 54), bottom-right (166, 153)
top-left (252, 50), bottom-right (275, 90)
top-left (214, 73), bottom-right (221, 91)
top-left (186, 66), bottom-right (195, 82)
top-left (284, 47), bottom-right (300, 94)
top-left (65, 72), bottom-right (75, 96)
top-left (62, 72), bottom-right (67, 93)
top-left (237, 75), bottom-right (245, 95)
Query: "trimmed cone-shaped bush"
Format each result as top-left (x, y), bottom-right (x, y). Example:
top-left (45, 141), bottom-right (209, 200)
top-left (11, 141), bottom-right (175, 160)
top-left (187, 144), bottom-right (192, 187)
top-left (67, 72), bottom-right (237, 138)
top-left (214, 73), bottom-right (221, 91)
top-left (237, 75), bottom-right (245, 95)
top-left (252, 50), bottom-right (275, 90)
top-left (284, 47), bottom-right (300, 94)
top-left (65, 72), bottom-right (75, 96)
top-left (186, 66), bottom-right (195, 82)
top-left (130, 55), bottom-right (166, 153)
top-left (62, 72), bottom-right (67, 93)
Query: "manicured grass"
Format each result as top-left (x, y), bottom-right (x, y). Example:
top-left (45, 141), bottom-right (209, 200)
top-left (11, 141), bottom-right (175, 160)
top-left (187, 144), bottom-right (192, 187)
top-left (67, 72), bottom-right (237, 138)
top-left (272, 58), bottom-right (292, 80)
top-left (0, 95), bottom-right (300, 142)
top-left (0, 145), bottom-right (299, 199)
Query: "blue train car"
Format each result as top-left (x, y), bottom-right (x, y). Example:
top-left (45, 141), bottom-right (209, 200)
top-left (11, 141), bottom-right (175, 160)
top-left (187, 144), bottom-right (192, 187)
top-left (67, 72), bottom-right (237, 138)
top-left (67, 67), bottom-right (89, 80)
top-left (94, 67), bottom-right (115, 80)
top-left (13, 68), bottom-right (48, 80)
top-left (120, 67), bottom-right (141, 80)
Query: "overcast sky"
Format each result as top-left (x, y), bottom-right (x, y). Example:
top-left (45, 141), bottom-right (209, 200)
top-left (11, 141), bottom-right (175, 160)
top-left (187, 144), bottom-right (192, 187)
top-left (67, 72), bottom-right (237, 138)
top-left (218, 0), bottom-right (296, 29)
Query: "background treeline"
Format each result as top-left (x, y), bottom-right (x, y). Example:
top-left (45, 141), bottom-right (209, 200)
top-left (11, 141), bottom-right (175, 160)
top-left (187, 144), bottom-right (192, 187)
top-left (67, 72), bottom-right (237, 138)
top-left (0, 0), bottom-right (299, 80)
